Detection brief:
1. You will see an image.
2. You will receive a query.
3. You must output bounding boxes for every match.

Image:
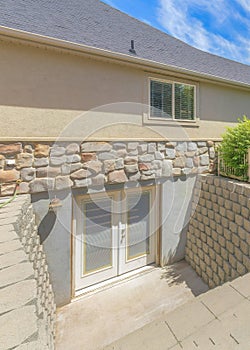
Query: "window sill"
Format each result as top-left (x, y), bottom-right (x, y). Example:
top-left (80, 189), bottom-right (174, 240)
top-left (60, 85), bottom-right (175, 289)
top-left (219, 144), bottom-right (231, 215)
top-left (143, 113), bottom-right (200, 127)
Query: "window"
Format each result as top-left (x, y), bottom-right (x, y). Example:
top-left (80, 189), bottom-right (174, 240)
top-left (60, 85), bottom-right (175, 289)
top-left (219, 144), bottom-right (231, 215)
top-left (150, 79), bottom-right (195, 121)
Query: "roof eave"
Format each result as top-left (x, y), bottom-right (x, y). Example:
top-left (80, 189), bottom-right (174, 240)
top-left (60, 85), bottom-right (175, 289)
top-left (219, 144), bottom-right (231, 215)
top-left (0, 25), bottom-right (250, 90)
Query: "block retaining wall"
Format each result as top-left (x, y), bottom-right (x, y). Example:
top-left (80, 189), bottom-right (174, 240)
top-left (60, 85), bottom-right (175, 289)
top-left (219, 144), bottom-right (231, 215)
top-left (0, 195), bottom-right (56, 349)
top-left (186, 175), bottom-right (250, 289)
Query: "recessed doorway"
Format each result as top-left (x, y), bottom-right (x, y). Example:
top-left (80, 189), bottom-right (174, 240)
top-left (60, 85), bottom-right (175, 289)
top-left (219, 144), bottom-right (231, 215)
top-left (73, 186), bottom-right (158, 294)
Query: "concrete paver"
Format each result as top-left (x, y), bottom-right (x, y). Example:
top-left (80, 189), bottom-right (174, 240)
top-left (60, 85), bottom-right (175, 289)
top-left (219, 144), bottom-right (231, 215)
top-left (0, 216), bottom-right (21, 226)
top-left (0, 229), bottom-right (18, 243)
top-left (165, 300), bottom-right (215, 340)
top-left (199, 284), bottom-right (245, 316)
top-left (220, 298), bottom-right (250, 322)
top-left (104, 320), bottom-right (177, 350)
top-left (0, 306), bottom-right (37, 349)
top-left (219, 300), bottom-right (250, 348)
top-left (181, 299), bottom-right (250, 349)
top-left (0, 249), bottom-right (28, 269)
top-left (104, 272), bottom-right (250, 350)
top-left (0, 239), bottom-right (23, 255)
top-left (15, 341), bottom-right (41, 350)
top-left (230, 273), bottom-right (250, 298)
top-left (0, 280), bottom-right (36, 314)
top-left (0, 210), bottom-right (20, 218)
top-left (0, 262), bottom-right (34, 288)
top-left (180, 319), bottom-right (238, 350)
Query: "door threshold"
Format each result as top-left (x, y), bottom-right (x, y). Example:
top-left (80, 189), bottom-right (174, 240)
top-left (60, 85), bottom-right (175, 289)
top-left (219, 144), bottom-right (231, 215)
top-left (73, 264), bottom-right (157, 301)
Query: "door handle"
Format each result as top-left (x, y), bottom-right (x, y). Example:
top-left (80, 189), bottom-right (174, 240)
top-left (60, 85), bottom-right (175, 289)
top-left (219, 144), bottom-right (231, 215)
top-left (119, 222), bottom-right (126, 242)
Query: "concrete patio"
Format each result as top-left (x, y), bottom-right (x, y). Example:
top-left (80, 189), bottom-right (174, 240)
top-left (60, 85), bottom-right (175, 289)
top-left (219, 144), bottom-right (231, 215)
top-left (56, 261), bottom-right (209, 350)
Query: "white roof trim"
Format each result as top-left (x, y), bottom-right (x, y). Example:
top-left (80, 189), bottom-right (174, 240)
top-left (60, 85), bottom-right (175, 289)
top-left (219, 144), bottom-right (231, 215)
top-left (0, 25), bottom-right (250, 89)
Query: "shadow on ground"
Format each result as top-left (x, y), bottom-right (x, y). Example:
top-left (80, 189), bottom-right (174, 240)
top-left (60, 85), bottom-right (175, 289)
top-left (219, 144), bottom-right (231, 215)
top-left (160, 260), bottom-right (209, 297)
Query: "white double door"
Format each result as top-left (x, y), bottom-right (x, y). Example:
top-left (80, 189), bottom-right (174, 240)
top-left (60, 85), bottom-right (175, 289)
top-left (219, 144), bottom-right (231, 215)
top-left (74, 187), bottom-right (157, 292)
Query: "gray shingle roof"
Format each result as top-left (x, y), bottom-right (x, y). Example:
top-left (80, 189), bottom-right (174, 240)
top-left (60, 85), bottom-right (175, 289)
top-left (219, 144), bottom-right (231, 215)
top-left (1, 0), bottom-right (250, 86)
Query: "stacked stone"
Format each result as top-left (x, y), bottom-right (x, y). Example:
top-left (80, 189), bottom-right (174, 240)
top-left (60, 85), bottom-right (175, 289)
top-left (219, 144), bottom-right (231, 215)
top-left (0, 140), bottom-right (216, 195)
top-left (186, 175), bottom-right (250, 289)
top-left (0, 195), bottom-right (56, 349)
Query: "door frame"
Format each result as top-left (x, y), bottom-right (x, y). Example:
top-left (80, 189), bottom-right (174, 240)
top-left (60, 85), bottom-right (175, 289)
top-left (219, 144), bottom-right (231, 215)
top-left (71, 184), bottom-right (161, 298)
top-left (72, 191), bottom-right (118, 293)
top-left (118, 185), bottom-right (157, 275)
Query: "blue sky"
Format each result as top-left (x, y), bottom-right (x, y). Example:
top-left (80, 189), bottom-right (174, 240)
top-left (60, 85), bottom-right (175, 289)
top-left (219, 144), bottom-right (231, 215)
top-left (102, 0), bottom-right (250, 65)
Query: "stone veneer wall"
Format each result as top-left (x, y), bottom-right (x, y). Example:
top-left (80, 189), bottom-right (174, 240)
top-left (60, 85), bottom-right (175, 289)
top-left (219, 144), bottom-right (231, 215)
top-left (0, 140), bottom-right (216, 195)
top-left (0, 195), bottom-right (56, 349)
top-left (186, 175), bottom-right (250, 289)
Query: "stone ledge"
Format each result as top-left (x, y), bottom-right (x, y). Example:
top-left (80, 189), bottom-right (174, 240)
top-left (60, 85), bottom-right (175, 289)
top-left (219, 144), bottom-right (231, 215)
top-left (0, 262), bottom-right (34, 289)
top-left (0, 249), bottom-right (28, 269)
top-left (0, 229), bottom-right (19, 243)
top-left (0, 239), bottom-right (23, 255)
top-left (0, 305), bottom-right (37, 350)
top-left (15, 341), bottom-right (41, 350)
top-left (0, 279), bottom-right (36, 314)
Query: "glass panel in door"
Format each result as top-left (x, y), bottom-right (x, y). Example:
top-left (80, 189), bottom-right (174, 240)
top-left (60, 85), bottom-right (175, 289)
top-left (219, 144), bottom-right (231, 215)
top-left (83, 199), bottom-right (113, 274)
top-left (119, 188), bottom-right (156, 275)
top-left (127, 191), bottom-right (150, 261)
top-left (74, 194), bottom-right (118, 292)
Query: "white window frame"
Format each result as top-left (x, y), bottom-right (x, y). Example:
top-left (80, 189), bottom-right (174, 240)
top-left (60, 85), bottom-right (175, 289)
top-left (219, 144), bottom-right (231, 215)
top-left (148, 77), bottom-right (197, 123)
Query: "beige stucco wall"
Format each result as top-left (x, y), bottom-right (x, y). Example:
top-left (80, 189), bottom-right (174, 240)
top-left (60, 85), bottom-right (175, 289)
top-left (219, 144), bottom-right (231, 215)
top-left (0, 38), bottom-right (249, 141)
top-left (199, 81), bottom-right (250, 122)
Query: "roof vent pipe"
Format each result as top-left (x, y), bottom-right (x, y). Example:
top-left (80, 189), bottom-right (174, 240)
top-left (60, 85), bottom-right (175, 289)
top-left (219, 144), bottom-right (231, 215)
top-left (129, 40), bottom-right (136, 54)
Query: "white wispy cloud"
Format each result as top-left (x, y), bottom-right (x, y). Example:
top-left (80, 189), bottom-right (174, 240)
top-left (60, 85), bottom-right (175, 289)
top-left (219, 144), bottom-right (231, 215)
top-left (236, 0), bottom-right (250, 12)
top-left (157, 0), bottom-right (250, 64)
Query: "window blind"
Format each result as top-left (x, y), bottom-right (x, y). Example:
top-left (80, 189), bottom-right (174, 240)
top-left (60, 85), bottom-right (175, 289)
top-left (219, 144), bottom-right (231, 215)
top-left (175, 84), bottom-right (194, 120)
top-left (150, 79), bottom-right (195, 120)
top-left (150, 80), bottom-right (172, 118)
